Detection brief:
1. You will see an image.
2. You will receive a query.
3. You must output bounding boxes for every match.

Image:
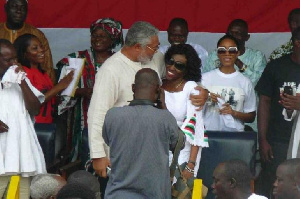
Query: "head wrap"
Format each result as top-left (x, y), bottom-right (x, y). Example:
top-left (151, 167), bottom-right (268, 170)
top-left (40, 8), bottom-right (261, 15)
top-left (90, 18), bottom-right (123, 48)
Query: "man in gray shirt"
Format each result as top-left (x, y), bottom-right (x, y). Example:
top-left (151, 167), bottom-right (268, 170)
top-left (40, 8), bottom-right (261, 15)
top-left (102, 68), bottom-right (180, 199)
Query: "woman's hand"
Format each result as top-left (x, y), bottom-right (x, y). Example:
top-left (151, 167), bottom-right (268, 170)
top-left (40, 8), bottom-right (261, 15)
top-left (190, 86), bottom-right (208, 110)
top-left (58, 70), bottom-right (74, 89)
top-left (219, 103), bottom-right (235, 115)
top-left (182, 163), bottom-right (195, 179)
top-left (210, 93), bottom-right (220, 103)
top-left (14, 64), bottom-right (24, 73)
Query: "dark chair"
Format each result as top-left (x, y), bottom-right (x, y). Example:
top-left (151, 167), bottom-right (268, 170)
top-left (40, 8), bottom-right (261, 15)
top-left (34, 123), bottom-right (56, 168)
top-left (197, 131), bottom-right (257, 199)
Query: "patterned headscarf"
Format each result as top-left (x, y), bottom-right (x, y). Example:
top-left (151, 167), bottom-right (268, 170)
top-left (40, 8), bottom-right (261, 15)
top-left (90, 18), bottom-right (123, 49)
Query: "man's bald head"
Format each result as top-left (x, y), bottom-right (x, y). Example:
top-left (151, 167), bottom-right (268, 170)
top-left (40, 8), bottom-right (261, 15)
top-left (134, 68), bottom-right (160, 89)
top-left (132, 68), bottom-right (160, 102)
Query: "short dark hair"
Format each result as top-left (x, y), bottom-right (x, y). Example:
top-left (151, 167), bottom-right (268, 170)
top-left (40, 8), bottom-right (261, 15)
top-left (280, 158), bottom-right (300, 179)
top-left (217, 34), bottom-right (240, 50)
top-left (165, 44), bottom-right (201, 82)
top-left (56, 183), bottom-right (96, 199)
top-left (67, 170), bottom-right (100, 194)
top-left (0, 39), bottom-right (13, 55)
top-left (288, 8), bottom-right (300, 24)
top-left (168, 18), bottom-right (189, 32)
top-left (223, 159), bottom-right (252, 192)
top-left (228, 19), bottom-right (248, 32)
top-left (134, 68), bottom-right (160, 90)
top-left (5, 0), bottom-right (28, 4)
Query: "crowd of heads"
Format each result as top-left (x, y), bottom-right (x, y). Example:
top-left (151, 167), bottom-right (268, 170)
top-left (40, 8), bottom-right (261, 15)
top-left (211, 158), bottom-right (300, 199)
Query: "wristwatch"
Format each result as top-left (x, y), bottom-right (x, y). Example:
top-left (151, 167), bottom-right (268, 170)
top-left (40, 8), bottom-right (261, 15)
top-left (188, 160), bottom-right (196, 166)
top-left (239, 64), bottom-right (247, 72)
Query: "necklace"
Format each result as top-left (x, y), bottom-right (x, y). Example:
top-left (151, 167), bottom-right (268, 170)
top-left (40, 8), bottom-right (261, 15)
top-left (175, 79), bottom-right (184, 89)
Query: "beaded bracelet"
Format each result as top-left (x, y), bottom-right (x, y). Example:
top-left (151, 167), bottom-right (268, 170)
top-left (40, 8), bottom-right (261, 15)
top-left (185, 165), bottom-right (194, 173)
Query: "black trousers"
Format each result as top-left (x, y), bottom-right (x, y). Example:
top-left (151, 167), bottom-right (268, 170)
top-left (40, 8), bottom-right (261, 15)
top-left (255, 140), bottom-right (289, 198)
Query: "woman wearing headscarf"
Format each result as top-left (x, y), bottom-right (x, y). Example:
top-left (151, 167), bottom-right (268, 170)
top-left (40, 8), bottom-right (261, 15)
top-left (56, 18), bottom-right (123, 166)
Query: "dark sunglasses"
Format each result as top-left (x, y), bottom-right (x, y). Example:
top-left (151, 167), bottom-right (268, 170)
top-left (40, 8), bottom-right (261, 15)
top-left (217, 47), bottom-right (239, 55)
top-left (165, 58), bottom-right (186, 71)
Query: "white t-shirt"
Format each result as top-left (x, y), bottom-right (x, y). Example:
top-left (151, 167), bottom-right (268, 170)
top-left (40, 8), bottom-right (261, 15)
top-left (202, 69), bottom-right (256, 131)
top-left (248, 193), bottom-right (268, 199)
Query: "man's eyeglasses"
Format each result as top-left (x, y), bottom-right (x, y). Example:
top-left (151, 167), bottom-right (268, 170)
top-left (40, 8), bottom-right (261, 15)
top-left (217, 47), bottom-right (238, 55)
top-left (146, 45), bottom-right (159, 53)
top-left (165, 58), bottom-right (186, 71)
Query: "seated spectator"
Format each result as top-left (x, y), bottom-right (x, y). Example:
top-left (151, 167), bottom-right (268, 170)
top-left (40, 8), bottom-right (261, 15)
top-left (30, 174), bottom-right (66, 199)
top-left (0, 39), bottom-right (46, 198)
top-left (212, 159), bottom-right (267, 199)
top-left (67, 170), bottom-right (100, 199)
top-left (202, 35), bottom-right (256, 131)
top-left (162, 44), bottom-right (208, 179)
top-left (13, 34), bottom-right (73, 123)
top-left (56, 183), bottom-right (96, 199)
top-left (102, 68), bottom-right (180, 198)
top-left (204, 19), bottom-right (266, 132)
top-left (273, 158), bottom-right (300, 199)
top-left (0, 0), bottom-right (55, 83)
top-left (159, 17), bottom-right (208, 65)
top-left (269, 8), bottom-right (300, 62)
top-left (204, 19), bottom-right (266, 87)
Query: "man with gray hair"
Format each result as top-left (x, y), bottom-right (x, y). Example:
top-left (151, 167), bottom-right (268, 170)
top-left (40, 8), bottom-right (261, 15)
top-left (88, 21), bottom-right (165, 179)
top-left (30, 174), bottom-right (66, 199)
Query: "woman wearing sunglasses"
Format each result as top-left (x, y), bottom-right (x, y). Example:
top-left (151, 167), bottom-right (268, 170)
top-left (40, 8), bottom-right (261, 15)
top-left (202, 34), bottom-right (256, 131)
top-left (162, 44), bottom-right (208, 180)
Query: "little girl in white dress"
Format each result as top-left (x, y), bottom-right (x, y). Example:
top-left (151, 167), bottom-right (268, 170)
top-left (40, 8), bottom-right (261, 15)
top-left (0, 65), bottom-right (46, 197)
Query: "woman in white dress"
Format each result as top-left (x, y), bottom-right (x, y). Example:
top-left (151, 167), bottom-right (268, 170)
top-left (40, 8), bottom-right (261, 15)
top-left (0, 39), bottom-right (46, 198)
top-left (162, 44), bottom-right (208, 179)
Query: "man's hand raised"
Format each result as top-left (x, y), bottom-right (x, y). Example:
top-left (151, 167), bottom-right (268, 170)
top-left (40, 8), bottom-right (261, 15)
top-left (93, 157), bottom-right (111, 178)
